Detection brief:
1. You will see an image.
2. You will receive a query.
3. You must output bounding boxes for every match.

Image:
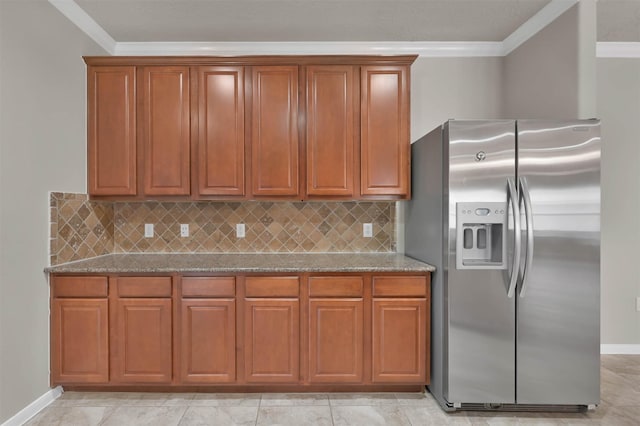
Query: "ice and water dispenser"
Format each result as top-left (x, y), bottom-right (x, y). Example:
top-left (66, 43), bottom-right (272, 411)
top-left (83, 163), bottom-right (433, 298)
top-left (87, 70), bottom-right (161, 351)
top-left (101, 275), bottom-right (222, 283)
top-left (456, 202), bottom-right (508, 270)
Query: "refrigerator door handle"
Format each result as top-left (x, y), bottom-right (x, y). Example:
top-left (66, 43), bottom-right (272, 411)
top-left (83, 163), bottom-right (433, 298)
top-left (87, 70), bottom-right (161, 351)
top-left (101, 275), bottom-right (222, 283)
top-left (507, 177), bottom-right (521, 298)
top-left (519, 176), bottom-right (534, 298)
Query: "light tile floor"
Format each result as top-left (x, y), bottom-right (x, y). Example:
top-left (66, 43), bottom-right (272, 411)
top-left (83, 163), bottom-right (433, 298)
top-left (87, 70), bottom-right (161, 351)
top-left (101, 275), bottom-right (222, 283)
top-left (26, 355), bottom-right (640, 425)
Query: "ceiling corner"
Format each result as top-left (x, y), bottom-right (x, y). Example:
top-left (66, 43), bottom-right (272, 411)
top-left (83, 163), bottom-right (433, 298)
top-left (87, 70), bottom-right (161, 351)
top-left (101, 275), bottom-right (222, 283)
top-left (48, 0), bottom-right (116, 55)
top-left (501, 0), bottom-right (578, 56)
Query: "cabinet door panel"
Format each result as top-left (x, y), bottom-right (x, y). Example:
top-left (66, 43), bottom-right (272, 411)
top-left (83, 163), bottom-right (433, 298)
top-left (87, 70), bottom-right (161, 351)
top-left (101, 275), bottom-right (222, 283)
top-left (51, 299), bottom-right (109, 384)
top-left (244, 298), bottom-right (299, 383)
top-left (251, 66), bottom-right (299, 196)
top-left (141, 66), bottom-right (190, 195)
top-left (181, 299), bottom-right (236, 383)
top-left (372, 298), bottom-right (427, 383)
top-left (112, 298), bottom-right (172, 383)
top-left (88, 66), bottom-right (136, 195)
top-left (309, 299), bottom-right (363, 383)
top-left (361, 66), bottom-right (409, 196)
top-left (306, 66), bottom-right (355, 196)
top-left (197, 66), bottom-right (245, 196)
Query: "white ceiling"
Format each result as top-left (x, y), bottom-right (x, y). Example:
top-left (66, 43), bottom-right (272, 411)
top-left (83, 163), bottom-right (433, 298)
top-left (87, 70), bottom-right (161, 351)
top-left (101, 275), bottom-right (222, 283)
top-left (74, 0), bottom-right (553, 42)
top-left (51, 0), bottom-right (640, 55)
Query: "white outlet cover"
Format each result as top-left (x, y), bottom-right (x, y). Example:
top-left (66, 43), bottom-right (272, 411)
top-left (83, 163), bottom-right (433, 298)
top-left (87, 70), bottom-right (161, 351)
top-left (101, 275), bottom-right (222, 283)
top-left (363, 223), bottom-right (373, 238)
top-left (236, 223), bottom-right (245, 238)
top-left (180, 224), bottom-right (189, 237)
top-left (637, 297), bottom-right (640, 312)
top-left (144, 223), bottom-right (154, 238)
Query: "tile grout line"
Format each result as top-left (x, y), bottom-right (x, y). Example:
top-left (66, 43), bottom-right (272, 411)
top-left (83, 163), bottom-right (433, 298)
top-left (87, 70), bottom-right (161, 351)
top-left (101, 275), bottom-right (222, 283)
top-left (328, 397), bottom-right (336, 426)
top-left (175, 405), bottom-right (189, 426)
top-left (255, 393), bottom-right (262, 426)
top-left (97, 405), bottom-right (116, 426)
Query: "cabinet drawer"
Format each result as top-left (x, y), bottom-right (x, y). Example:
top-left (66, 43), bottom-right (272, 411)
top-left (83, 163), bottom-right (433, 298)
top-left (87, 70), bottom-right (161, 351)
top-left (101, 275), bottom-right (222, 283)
top-left (309, 276), bottom-right (363, 297)
top-left (53, 276), bottom-right (108, 298)
top-left (372, 276), bottom-right (427, 297)
top-left (182, 277), bottom-right (235, 298)
top-left (117, 276), bottom-right (172, 297)
top-left (245, 276), bottom-right (299, 298)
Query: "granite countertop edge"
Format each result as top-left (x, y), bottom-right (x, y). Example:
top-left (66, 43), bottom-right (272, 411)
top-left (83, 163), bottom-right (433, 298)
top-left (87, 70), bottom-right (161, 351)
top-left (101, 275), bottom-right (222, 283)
top-left (45, 253), bottom-right (436, 274)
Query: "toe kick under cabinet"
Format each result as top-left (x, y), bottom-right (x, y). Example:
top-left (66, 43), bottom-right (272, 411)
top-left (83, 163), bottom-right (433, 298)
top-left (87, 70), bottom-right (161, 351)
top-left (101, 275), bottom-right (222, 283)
top-left (50, 272), bottom-right (430, 391)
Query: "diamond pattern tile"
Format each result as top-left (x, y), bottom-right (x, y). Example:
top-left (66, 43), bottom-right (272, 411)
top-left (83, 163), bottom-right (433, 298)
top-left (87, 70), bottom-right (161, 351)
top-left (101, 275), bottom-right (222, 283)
top-left (50, 192), bottom-right (397, 264)
top-left (112, 201), bottom-right (395, 253)
top-left (49, 193), bottom-right (114, 265)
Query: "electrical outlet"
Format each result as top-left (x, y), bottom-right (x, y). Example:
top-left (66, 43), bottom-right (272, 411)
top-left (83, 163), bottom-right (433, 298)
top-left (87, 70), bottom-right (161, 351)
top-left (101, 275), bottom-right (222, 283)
top-left (363, 223), bottom-right (373, 238)
top-left (180, 224), bottom-right (189, 237)
top-left (637, 297), bottom-right (640, 312)
top-left (236, 223), bottom-right (245, 238)
top-left (144, 223), bottom-right (154, 238)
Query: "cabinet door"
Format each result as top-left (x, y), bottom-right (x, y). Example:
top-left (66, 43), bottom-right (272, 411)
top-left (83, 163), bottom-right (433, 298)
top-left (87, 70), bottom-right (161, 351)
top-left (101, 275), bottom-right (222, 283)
top-left (372, 298), bottom-right (427, 383)
top-left (197, 66), bottom-right (245, 196)
top-left (112, 298), bottom-right (172, 383)
top-left (180, 299), bottom-right (236, 383)
top-left (251, 66), bottom-right (299, 196)
top-left (51, 299), bottom-right (109, 384)
top-left (306, 66), bottom-right (355, 197)
top-left (309, 298), bottom-right (363, 383)
top-left (361, 66), bottom-right (410, 197)
top-left (141, 66), bottom-right (191, 195)
top-left (88, 66), bottom-right (136, 196)
top-left (244, 298), bottom-right (299, 383)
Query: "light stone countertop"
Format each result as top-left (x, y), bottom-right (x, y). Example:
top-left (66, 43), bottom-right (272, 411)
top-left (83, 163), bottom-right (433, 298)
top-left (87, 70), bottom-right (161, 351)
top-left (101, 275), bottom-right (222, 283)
top-left (45, 253), bottom-right (435, 274)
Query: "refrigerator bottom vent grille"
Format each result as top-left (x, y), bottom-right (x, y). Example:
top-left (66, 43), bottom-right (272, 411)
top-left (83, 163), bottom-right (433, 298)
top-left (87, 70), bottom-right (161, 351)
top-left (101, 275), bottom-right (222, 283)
top-left (458, 404), bottom-right (588, 413)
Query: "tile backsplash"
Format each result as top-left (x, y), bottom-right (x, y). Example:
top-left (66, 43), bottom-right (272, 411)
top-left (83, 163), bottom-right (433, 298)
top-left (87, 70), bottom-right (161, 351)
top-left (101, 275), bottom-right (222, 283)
top-left (50, 193), bottom-right (396, 265)
top-left (49, 192), bottom-right (114, 265)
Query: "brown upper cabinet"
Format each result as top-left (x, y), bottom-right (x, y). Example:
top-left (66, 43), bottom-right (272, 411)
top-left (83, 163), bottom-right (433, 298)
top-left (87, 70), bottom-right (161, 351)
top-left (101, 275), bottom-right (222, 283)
top-left (251, 66), bottom-right (300, 197)
top-left (88, 66), bottom-right (137, 196)
top-left (195, 66), bottom-right (246, 197)
top-left (84, 56), bottom-right (415, 200)
top-left (306, 65), bottom-right (356, 197)
top-left (361, 65), bottom-right (410, 197)
top-left (140, 66), bottom-right (191, 195)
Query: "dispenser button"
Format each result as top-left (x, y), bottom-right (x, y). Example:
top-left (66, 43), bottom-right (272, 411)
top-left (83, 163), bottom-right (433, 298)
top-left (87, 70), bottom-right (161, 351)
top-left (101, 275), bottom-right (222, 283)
top-left (475, 208), bottom-right (490, 216)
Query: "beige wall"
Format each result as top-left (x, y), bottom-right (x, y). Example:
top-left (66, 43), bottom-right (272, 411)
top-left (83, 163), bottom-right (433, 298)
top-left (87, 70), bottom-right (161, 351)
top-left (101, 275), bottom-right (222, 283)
top-left (503, 2), bottom-right (597, 119)
top-left (597, 59), bottom-right (640, 345)
top-left (0, 0), bottom-right (106, 422)
top-left (0, 0), bottom-right (635, 421)
top-left (396, 56), bottom-right (504, 252)
top-left (411, 57), bottom-right (504, 140)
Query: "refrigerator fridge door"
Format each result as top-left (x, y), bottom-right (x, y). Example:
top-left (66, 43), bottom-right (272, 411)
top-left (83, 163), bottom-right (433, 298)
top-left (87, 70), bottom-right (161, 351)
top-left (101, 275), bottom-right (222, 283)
top-left (446, 120), bottom-right (517, 404)
top-left (516, 120), bottom-right (600, 405)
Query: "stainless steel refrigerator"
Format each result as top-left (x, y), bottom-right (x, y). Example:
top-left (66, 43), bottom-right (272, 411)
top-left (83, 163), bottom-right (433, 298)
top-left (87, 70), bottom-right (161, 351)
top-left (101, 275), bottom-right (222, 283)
top-left (405, 120), bottom-right (600, 411)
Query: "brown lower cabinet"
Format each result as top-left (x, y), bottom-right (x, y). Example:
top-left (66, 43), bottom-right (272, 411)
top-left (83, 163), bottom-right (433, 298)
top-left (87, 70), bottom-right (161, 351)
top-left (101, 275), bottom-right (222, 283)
top-left (51, 276), bottom-right (109, 384)
top-left (111, 277), bottom-right (173, 384)
top-left (180, 277), bottom-right (237, 383)
top-left (50, 272), bottom-right (430, 388)
top-left (51, 299), bottom-right (109, 384)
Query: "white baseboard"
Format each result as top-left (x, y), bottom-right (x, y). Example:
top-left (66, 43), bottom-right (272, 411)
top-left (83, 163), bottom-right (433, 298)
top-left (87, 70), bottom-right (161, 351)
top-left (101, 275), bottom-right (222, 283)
top-left (601, 344), bottom-right (640, 355)
top-left (1, 387), bottom-right (63, 426)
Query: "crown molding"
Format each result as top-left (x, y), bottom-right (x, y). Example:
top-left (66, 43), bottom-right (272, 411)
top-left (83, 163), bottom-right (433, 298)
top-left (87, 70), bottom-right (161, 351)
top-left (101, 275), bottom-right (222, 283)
top-left (501, 0), bottom-right (578, 55)
top-left (596, 42), bottom-right (640, 58)
top-left (601, 344), bottom-right (640, 355)
top-left (114, 41), bottom-right (503, 57)
top-left (50, 0), bottom-right (577, 58)
top-left (48, 0), bottom-right (116, 54)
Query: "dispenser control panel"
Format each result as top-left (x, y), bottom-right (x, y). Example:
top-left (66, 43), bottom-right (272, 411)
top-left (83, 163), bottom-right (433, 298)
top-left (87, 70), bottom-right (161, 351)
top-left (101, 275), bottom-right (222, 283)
top-left (456, 202), bottom-right (508, 270)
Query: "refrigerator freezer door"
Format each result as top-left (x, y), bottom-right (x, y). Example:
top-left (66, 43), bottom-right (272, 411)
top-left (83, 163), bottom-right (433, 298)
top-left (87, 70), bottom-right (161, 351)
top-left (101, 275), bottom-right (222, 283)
top-left (516, 120), bottom-right (600, 405)
top-left (446, 120), bottom-right (517, 404)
